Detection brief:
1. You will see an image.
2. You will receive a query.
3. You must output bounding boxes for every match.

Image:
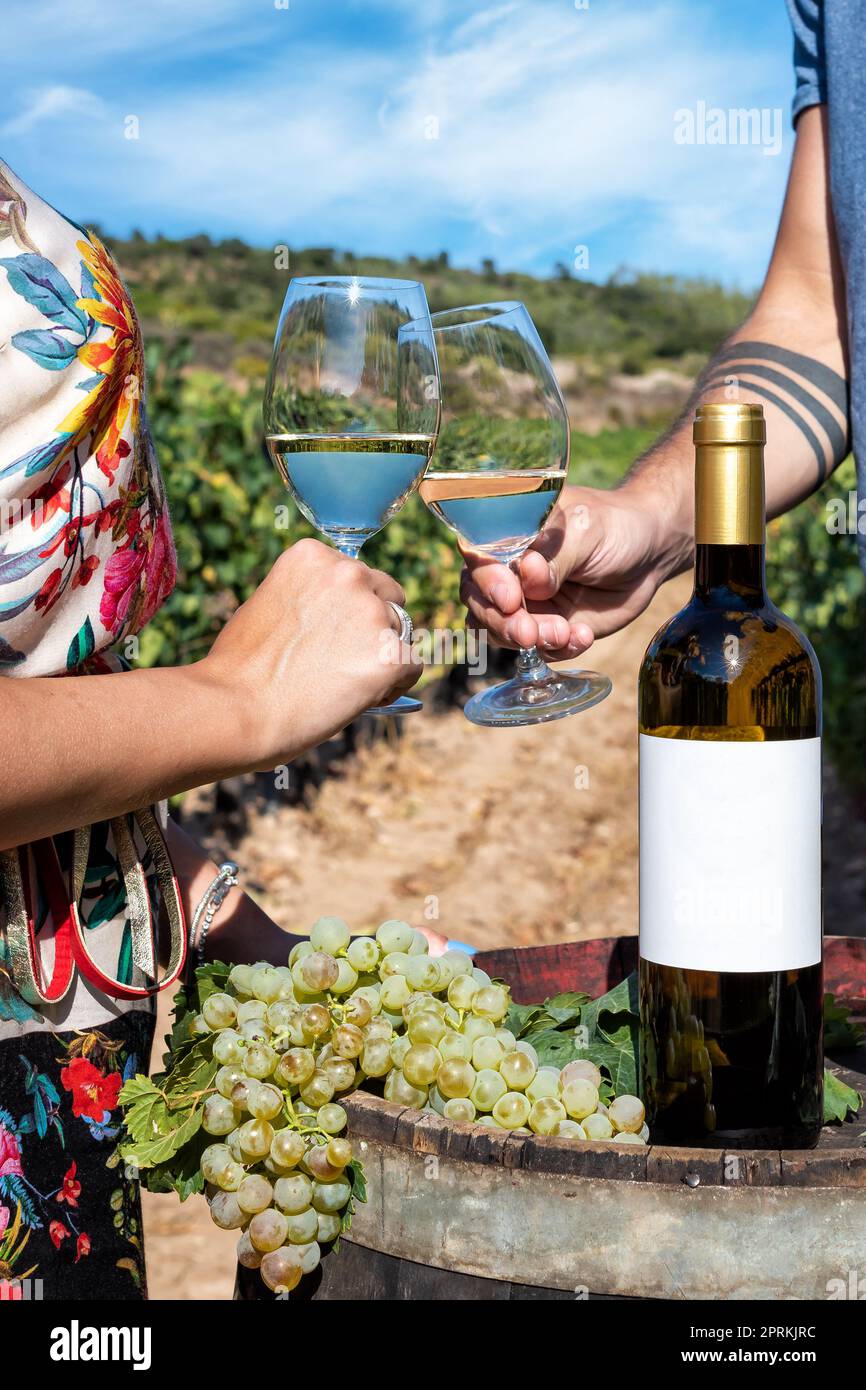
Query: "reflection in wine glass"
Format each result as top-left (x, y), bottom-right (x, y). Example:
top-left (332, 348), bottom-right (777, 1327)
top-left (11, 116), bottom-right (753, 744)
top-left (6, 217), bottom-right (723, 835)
top-left (264, 276), bottom-right (440, 715)
top-left (421, 301), bottom-right (612, 727)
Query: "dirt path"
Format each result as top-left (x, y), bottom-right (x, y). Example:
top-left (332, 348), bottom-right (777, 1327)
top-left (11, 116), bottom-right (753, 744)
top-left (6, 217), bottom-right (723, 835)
top-left (141, 570), bottom-right (866, 1297)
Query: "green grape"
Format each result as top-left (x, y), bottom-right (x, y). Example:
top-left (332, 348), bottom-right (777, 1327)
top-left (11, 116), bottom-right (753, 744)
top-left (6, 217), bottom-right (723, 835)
top-left (209, 1190), bottom-right (246, 1230)
top-left (317, 1103), bottom-right (347, 1135)
top-left (461, 1016), bottom-right (495, 1044)
top-left (444, 1097), bottom-right (476, 1124)
top-left (528, 1097), bottom-right (567, 1135)
top-left (237, 1231), bottom-right (263, 1269)
top-left (215, 1065), bottom-right (246, 1100)
top-left (331, 1024), bottom-right (364, 1059)
top-left (316, 1212), bottom-right (342, 1244)
top-left (274, 967), bottom-right (297, 1002)
top-left (275, 1048), bottom-right (316, 1088)
top-left (561, 1080), bottom-right (599, 1121)
top-left (471, 1036), bottom-right (505, 1071)
top-left (226, 1128), bottom-right (245, 1163)
top-left (202, 1095), bottom-right (238, 1136)
top-left (361, 1041), bottom-right (392, 1077)
top-left (237, 1119), bottom-right (275, 1160)
top-left (249, 1083), bottom-right (284, 1121)
top-left (526, 1068), bottom-right (561, 1103)
top-left (243, 1043), bottom-right (278, 1080)
top-left (514, 1040), bottom-right (538, 1066)
top-left (379, 951), bottom-right (411, 979)
top-left (311, 1177), bottom-right (351, 1214)
top-left (250, 968), bottom-right (283, 1004)
top-left (471, 968), bottom-right (492, 986)
top-left (218, 1160), bottom-right (245, 1192)
top-left (310, 916), bottom-right (351, 955)
top-left (381, 1008), bottom-right (406, 1031)
top-left (380, 976), bottom-right (412, 1012)
top-left (202, 992), bottom-right (238, 1031)
top-left (299, 1071), bottom-right (335, 1108)
top-left (470, 1068), bottom-right (507, 1113)
top-left (560, 1059), bottom-right (602, 1091)
top-left (304, 1145), bottom-right (343, 1182)
top-left (406, 929), bottom-right (430, 957)
top-left (249, 1208), bottom-right (289, 1253)
top-left (239, 1019), bottom-right (270, 1045)
top-left (478, 1114), bottom-right (499, 1127)
top-left (611, 1131), bottom-right (646, 1145)
top-left (288, 941), bottom-right (314, 966)
top-left (291, 962), bottom-right (318, 997)
top-left (436, 1058), bottom-right (476, 1099)
top-left (554, 1119), bottom-right (587, 1140)
top-left (331, 959), bottom-right (359, 995)
top-left (321, 1057), bottom-right (357, 1092)
top-left (364, 1016), bottom-right (392, 1043)
top-left (499, 1050), bottom-right (537, 1091)
top-left (403, 1044), bottom-right (442, 1088)
top-left (494, 1029), bottom-right (517, 1051)
top-left (427, 1085), bottom-right (446, 1116)
top-left (200, 1143), bottom-right (232, 1185)
top-left (607, 1095), bottom-right (646, 1134)
top-left (343, 995), bottom-right (373, 1028)
top-left (236, 1174), bottom-right (274, 1214)
top-left (432, 954), bottom-right (456, 988)
top-left (291, 1241), bottom-right (321, 1275)
top-left (447, 975), bottom-right (479, 1011)
top-left (438, 1031), bottom-right (471, 1062)
top-left (407, 1012), bottom-right (446, 1046)
top-left (190, 1014), bottom-right (211, 1037)
top-left (230, 1078), bottom-right (260, 1113)
top-left (376, 919), bottom-right (415, 954)
top-left (274, 1173), bottom-right (313, 1214)
top-left (300, 951), bottom-right (340, 993)
top-left (298, 1004), bottom-right (329, 1041)
top-left (582, 1112), bottom-right (614, 1140)
top-left (347, 936), bottom-right (379, 973)
top-left (492, 1092), bottom-right (531, 1130)
top-left (213, 1030), bottom-right (245, 1065)
top-left (383, 1069), bottom-right (427, 1108)
top-left (472, 985), bottom-right (510, 1022)
top-left (260, 1248), bottom-right (302, 1294)
top-left (284, 1207), bottom-right (320, 1245)
top-left (266, 1002), bottom-right (297, 1034)
top-left (237, 999), bottom-right (268, 1025)
top-left (639, 1122), bottom-right (650, 1143)
top-left (271, 1130), bottom-right (306, 1170)
top-left (326, 1137), bottom-right (353, 1169)
top-left (228, 964), bottom-right (255, 997)
top-left (405, 957), bottom-right (441, 992)
top-left (442, 1004), bottom-right (462, 1030)
top-left (352, 985), bottom-right (382, 1017)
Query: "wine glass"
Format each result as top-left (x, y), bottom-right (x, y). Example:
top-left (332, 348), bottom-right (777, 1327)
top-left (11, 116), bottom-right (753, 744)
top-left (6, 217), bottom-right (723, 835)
top-left (420, 301), bottom-right (612, 727)
top-left (264, 276), bottom-right (440, 715)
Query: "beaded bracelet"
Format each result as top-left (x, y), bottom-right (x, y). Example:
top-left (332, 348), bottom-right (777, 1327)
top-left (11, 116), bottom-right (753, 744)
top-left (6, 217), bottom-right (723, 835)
top-left (189, 860), bottom-right (239, 968)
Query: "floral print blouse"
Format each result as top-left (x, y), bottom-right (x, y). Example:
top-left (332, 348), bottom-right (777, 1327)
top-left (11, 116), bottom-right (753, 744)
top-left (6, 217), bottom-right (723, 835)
top-left (0, 158), bottom-right (178, 1037)
top-left (0, 161), bottom-right (180, 1299)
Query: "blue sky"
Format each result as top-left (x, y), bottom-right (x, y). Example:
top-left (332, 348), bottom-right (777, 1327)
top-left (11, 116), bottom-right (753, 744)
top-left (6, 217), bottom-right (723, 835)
top-left (2, 0), bottom-right (797, 287)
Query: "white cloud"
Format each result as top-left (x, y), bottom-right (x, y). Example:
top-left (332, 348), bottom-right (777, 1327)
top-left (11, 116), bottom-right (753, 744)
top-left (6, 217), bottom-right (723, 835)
top-left (2, 85), bottom-right (106, 137)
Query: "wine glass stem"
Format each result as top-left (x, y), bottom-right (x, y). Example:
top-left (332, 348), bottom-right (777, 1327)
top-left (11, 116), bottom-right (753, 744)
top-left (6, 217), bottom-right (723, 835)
top-left (516, 645), bottom-right (551, 681)
top-left (334, 539), bottom-right (364, 560)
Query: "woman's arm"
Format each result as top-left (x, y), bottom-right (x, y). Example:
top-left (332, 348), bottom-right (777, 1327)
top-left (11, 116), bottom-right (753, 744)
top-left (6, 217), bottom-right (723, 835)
top-left (0, 539), bottom-right (421, 851)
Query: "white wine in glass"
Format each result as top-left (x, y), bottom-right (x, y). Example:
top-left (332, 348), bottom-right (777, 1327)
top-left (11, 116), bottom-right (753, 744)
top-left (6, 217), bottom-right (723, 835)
top-left (264, 276), bottom-right (440, 715)
top-left (425, 301), bottom-right (611, 727)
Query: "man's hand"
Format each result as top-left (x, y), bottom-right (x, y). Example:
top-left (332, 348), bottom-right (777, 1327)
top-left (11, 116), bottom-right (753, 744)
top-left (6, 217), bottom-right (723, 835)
top-left (460, 481), bottom-right (690, 658)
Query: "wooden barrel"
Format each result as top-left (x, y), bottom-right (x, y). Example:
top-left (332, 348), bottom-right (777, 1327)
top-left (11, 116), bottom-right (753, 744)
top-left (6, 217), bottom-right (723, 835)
top-left (237, 936), bottom-right (866, 1301)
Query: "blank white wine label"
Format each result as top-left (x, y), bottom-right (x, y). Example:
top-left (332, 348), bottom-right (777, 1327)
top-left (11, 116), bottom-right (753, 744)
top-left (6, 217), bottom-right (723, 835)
top-left (639, 733), bottom-right (821, 972)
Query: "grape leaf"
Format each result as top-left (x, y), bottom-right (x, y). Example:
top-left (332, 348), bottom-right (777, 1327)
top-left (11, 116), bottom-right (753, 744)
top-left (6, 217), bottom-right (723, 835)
top-left (195, 961), bottom-right (232, 1006)
top-left (541, 992), bottom-right (590, 1025)
top-left (120, 1100), bottom-right (204, 1169)
top-left (505, 1001), bottom-right (546, 1035)
top-left (824, 994), bottom-right (865, 1053)
top-left (334, 1159), bottom-right (367, 1253)
top-left (823, 1069), bottom-right (863, 1124)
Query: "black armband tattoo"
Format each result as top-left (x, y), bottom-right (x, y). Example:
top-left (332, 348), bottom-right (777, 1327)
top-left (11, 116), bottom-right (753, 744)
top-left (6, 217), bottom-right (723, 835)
top-left (704, 339), bottom-right (849, 484)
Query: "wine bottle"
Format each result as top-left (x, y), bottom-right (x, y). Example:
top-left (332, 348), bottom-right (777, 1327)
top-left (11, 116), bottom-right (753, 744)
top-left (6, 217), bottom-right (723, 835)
top-left (638, 402), bottom-right (823, 1149)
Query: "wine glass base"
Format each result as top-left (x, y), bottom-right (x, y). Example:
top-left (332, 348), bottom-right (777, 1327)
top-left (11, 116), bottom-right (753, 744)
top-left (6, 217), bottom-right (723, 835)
top-left (463, 668), bottom-right (612, 728)
top-left (365, 694), bottom-right (423, 717)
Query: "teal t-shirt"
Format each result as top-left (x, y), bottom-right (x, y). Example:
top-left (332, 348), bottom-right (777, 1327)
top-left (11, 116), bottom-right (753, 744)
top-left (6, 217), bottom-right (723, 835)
top-left (786, 0), bottom-right (865, 570)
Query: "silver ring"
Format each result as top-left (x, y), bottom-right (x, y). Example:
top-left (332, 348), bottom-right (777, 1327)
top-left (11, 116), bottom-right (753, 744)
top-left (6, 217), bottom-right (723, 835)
top-left (388, 601), bottom-right (413, 647)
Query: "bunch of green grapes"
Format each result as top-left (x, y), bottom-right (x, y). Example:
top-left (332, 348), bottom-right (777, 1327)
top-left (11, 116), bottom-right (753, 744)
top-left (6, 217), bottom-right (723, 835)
top-left (194, 916), bottom-right (647, 1294)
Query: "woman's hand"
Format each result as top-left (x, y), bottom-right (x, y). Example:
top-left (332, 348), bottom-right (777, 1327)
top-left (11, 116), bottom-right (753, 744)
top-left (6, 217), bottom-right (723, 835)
top-left (200, 539), bottom-right (422, 770)
top-left (460, 481), bottom-right (690, 659)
